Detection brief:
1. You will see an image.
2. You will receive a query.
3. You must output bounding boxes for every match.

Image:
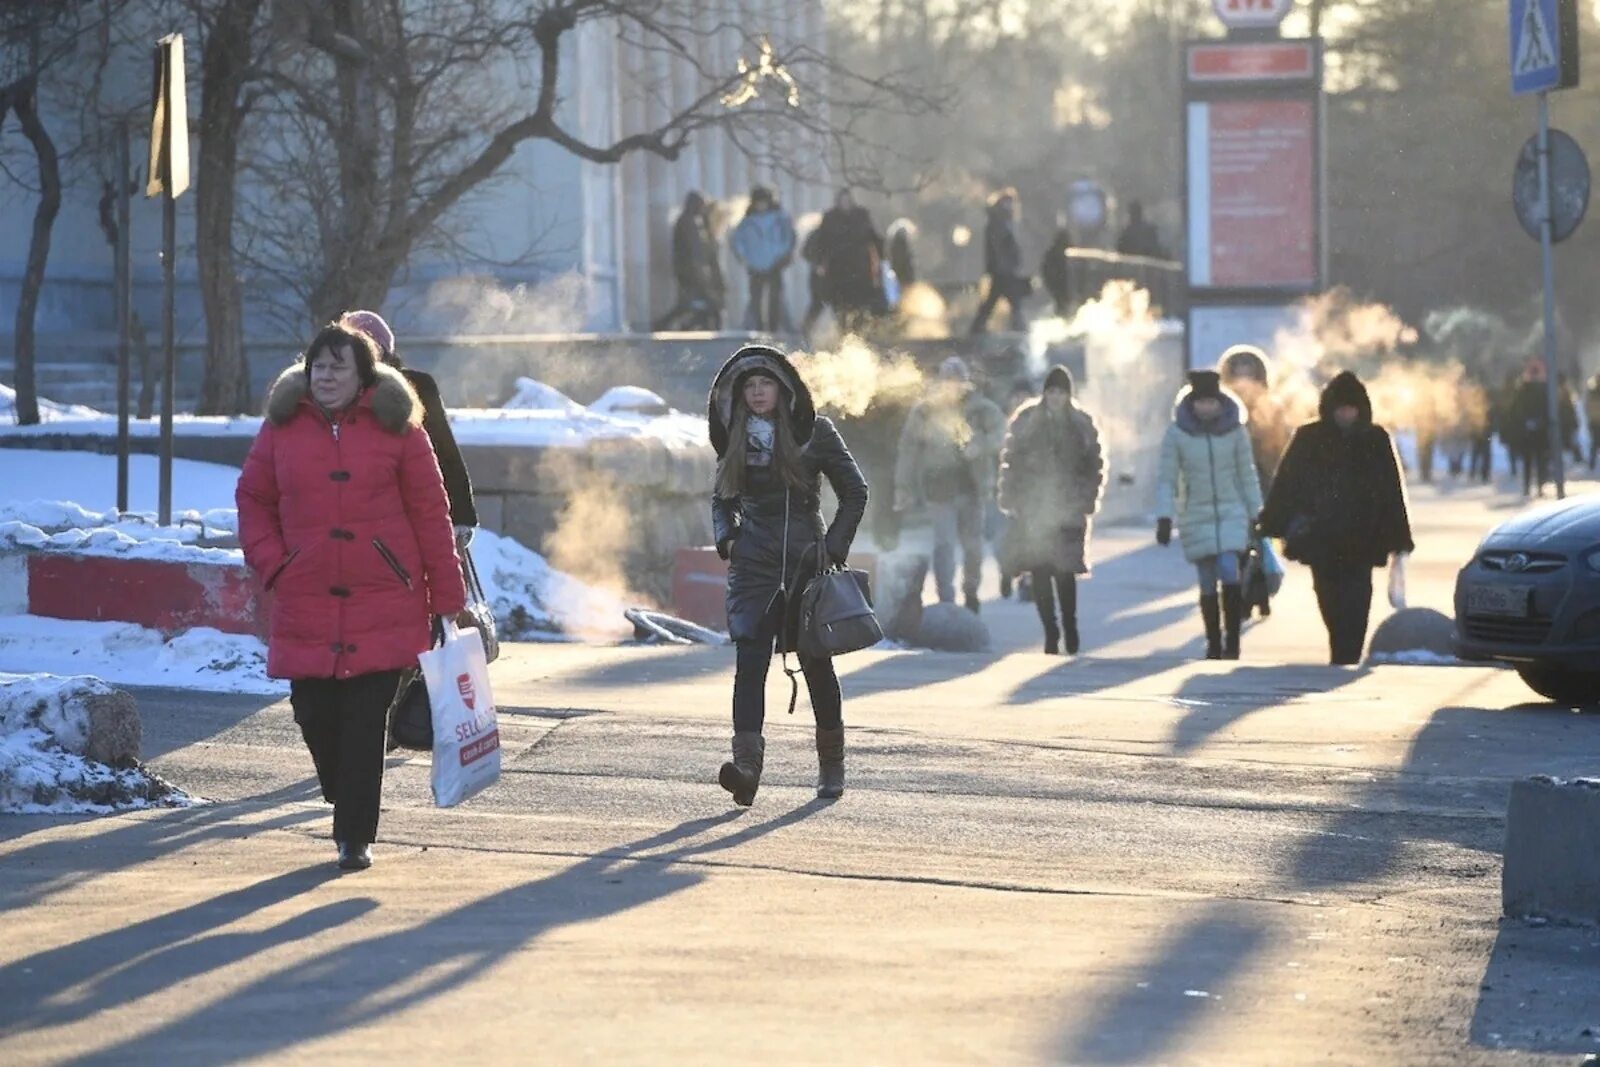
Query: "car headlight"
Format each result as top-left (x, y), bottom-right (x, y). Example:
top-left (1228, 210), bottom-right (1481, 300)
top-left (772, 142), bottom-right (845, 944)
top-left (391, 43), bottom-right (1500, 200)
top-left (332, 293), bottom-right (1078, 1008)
top-left (1583, 546), bottom-right (1600, 574)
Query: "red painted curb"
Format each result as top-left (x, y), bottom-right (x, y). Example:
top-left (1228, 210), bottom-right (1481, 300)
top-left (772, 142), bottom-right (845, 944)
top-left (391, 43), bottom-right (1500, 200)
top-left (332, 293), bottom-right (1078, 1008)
top-left (25, 553), bottom-right (269, 639)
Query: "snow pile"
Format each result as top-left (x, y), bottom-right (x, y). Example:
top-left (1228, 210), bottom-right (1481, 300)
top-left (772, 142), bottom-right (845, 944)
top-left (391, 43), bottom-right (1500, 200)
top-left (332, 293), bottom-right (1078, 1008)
top-left (590, 385), bottom-right (672, 418)
top-left (0, 618), bottom-right (283, 695)
top-left (1367, 649), bottom-right (1466, 667)
top-left (0, 497), bottom-right (240, 565)
top-left (502, 377), bottom-right (585, 414)
top-left (0, 729), bottom-right (191, 814)
top-left (0, 382), bottom-right (106, 423)
top-left (471, 527), bottom-right (632, 640)
top-left (0, 671), bottom-right (191, 814)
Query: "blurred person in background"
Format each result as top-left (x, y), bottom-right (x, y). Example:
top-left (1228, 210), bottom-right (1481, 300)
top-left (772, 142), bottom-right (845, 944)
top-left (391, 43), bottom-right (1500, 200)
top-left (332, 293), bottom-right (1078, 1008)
top-left (708, 345), bottom-right (868, 805)
top-left (806, 189), bottom-right (885, 334)
top-left (237, 323), bottom-right (468, 870)
top-left (1115, 199), bottom-right (1165, 259)
top-left (969, 189), bottom-right (1031, 335)
top-left (1155, 370), bottom-right (1262, 660)
top-left (997, 365), bottom-right (1105, 654)
top-left (342, 310), bottom-right (477, 546)
top-left (1512, 359), bottom-right (1554, 498)
top-left (1040, 219), bottom-right (1075, 318)
top-left (653, 191), bottom-right (725, 331)
top-left (1260, 371), bottom-right (1413, 666)
top-left (895, 356), bottom-right (1007, 613)
top-left (730, 185), bottom-right (796, 333)
top-left (886, 218), bottom-right (918, 287)
top-left (997, 377), bottom-right (1036, 599)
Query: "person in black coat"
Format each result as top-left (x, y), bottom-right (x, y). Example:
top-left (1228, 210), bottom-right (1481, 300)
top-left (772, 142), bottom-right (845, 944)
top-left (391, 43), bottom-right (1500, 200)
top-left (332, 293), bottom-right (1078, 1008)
top-left (653, 191), bottom-right (725, 331)
top-left (1039, 223), bottom-right (1074, 317)
top-left (709, 344), bottom-right (868, 806)
top-left (341, 310), bottom-right (478, 540)
top-left (1258, 371), bottom-right (1413, 665)
top-left (808, 189), bottom-right (885, 331)
top-left (970, 189), bottom-right (1030, 334)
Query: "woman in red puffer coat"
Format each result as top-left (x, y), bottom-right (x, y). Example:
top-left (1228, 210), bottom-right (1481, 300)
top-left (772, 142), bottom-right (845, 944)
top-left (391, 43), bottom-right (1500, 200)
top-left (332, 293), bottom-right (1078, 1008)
top-left (236, 321), bottom-right (467, 871)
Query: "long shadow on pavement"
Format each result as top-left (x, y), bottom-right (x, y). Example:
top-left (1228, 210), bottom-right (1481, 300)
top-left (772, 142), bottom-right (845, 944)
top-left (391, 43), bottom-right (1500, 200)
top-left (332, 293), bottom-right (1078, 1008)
top-left (1056, 672), bottom-right (1590, 1061)
top-left (0, 779), bottom-right (329, 911)
top-left (0, 864), bottom-right (358, 1037)
top-left (69, 802), bottom-right (831, 1065)
top-left (1169, 664), bottom-right (1368, 756)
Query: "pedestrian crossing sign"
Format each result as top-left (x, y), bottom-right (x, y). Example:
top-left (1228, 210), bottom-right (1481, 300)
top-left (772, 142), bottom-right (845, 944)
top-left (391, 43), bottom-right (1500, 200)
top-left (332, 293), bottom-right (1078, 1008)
top-left (1509, 0), bottom-right (1579, 95)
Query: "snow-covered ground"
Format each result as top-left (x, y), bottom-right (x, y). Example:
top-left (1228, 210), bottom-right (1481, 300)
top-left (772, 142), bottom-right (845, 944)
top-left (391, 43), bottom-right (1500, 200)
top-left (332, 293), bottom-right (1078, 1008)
top-left (0, 617), bottom-right (283, 694)
top-left (0, 671), bottom-right (192, 814)
top-left (0, 378), bottom-right (710, 450)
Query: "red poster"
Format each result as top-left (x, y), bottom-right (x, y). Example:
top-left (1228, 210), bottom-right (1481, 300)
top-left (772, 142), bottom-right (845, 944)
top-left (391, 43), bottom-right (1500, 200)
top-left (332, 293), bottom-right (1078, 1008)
top-left (1207, 100), bottom-right (1315, 288)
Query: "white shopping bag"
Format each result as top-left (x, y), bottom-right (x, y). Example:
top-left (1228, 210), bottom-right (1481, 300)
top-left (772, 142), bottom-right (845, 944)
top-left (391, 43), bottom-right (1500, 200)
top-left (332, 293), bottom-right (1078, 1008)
top-left (1387, 552), bottom-right (1408, 610)
top-left (420, 621), bottom-right (501, 807)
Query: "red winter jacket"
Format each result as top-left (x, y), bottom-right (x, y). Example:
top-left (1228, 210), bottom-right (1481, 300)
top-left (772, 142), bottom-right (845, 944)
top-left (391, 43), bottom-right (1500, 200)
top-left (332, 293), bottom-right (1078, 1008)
top-left (236, 362), bottom-right (467, 680)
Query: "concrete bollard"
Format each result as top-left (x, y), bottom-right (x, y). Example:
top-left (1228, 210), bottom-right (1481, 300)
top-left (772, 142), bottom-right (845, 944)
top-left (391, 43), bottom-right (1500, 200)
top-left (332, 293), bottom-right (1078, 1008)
top-left (1502, 775), bottom-right (1600, 926)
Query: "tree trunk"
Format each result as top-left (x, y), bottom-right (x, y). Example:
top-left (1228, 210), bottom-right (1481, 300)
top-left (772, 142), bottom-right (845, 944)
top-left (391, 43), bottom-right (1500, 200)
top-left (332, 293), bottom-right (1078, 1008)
top-left (12, 83), bottom-right (59, 427)
top-left (195, 0), bottom-right (263, 415)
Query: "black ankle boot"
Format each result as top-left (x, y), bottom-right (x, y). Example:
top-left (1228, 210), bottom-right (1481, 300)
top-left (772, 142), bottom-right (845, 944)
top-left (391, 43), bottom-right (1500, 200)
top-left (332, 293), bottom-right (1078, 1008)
top-left (337, 841), bottom-right (373, 871)
top-left (1043, 620), bottom-right (1060, 655)
top-left (1200, 594), bottom-right (1222, 659)
top-left (1221, 585), bottom-right (1243, 660)
top-left (719, 731), bottom-right (765, 807)
top-left (1062, 614), bottom-right (1080, 655)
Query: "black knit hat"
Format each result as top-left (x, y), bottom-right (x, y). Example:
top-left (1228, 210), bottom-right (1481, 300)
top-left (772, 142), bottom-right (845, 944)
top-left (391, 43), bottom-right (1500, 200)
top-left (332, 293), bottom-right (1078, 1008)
top-left (1187, 369), bottom-right (1222, 400)
top-left (1043, 364), bottom-right (1074, 396)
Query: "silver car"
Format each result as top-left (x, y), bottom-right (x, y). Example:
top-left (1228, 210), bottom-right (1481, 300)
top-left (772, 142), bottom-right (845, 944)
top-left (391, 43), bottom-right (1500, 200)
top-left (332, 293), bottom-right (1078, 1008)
top-left (1453, 494), bottom-right (1600, 702)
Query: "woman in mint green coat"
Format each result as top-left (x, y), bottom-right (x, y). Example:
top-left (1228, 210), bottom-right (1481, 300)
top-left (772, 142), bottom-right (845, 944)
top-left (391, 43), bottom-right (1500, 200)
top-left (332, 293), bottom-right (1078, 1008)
top-left (1154, 370), bottom-right (1263, 660)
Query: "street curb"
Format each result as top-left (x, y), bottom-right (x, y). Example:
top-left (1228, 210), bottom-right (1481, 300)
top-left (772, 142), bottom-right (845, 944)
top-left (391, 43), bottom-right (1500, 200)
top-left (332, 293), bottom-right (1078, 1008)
top-left (1502, 775), bottom-right (1600, 926)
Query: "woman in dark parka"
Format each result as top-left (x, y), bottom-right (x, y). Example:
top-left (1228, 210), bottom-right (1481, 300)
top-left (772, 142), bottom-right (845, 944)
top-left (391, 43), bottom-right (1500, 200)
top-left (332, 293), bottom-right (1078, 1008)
top-left (709, 344), bottom-right (868, 805)
top-left (1258, 371), bottom-right (1414, 665)
top-left (342, 310), bottom-right (478, 543)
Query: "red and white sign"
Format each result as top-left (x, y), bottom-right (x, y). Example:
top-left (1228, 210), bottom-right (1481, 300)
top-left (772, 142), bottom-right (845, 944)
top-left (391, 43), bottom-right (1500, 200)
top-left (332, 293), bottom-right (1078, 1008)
top-left (1189, 41), bottom-right (1315, 82)
top-left (1212, 0), bottom-right (1294, 29)
top-left (1187, 99), bottom-right (1317, 289)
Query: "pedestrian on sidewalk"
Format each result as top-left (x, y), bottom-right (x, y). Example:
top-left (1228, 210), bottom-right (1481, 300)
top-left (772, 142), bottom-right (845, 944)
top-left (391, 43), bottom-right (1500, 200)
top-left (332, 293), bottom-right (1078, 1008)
top-left (997, 364), bottom-right (1105, 654)
top-left (709, 344), bottom-right (868, 806)
top-left (969, 189), bottom-right (1031, 335)
top-left (653, 191), bottom-right (725, 331)
top-left (341, 310), bottom-right (478, 547)
top-left (893, 356), bottom-right (1007, 613)
top-left (1155, 370), bottom-right (1263, 660)
top-left (236, 322), bottom-right (469, 871)
top-left (730, 185), bottom-right (796, 332)
top-left (1259, 371), bottom-right (1414, 666)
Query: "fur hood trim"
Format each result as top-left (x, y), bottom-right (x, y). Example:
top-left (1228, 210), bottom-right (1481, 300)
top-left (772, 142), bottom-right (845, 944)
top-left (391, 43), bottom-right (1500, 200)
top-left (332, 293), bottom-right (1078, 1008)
top-left (264, 361), bottom-right (422, 432)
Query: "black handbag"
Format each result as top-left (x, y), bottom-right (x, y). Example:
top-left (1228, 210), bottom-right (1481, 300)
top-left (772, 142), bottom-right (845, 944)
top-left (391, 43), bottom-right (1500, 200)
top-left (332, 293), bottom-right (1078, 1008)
top-left (460, 546), bottom-right (499, 664)
top-left (387, 618), bottom-right (445, 751)
top-left (799, 565), bottom-right (883, 660)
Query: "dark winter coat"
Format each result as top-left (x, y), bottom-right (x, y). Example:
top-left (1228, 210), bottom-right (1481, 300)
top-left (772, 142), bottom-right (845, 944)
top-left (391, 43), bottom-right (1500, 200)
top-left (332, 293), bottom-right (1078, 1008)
top-left (983, 207), bottom-right (1023, 280)
top-left (808, 206), bottom-right (883, 312)
top-left (672, 195), bottom-right (724, 304)
top-left (402, 368), bottom-right (477, 528)
top-left (1040, 229), bottom-right (1073, 310)
top-left (1259, 372), bottom-right (1414, 570)
top-left (893, 386), bottom-right (1007, 509)
top-left (237, 363), bottom-right (467, 681)
top-left (709, 346), bottom-right (869, 648)
top-left (1116, 218), bottom-right (1165, 259)
top-left (997, 397), bottom-right (1105, 574)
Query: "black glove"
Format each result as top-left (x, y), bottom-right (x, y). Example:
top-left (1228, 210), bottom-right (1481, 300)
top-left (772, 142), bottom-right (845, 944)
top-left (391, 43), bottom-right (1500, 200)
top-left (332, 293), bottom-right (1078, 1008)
top-left (824, 534), bottom-right (848, 566)
top-left (1156, 518), bottom-right (1172, 547)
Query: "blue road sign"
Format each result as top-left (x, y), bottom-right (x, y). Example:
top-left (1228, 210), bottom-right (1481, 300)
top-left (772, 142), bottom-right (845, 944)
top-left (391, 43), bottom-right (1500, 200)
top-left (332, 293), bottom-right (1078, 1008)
top-left (1509, 0), bottom-right (1579, 95)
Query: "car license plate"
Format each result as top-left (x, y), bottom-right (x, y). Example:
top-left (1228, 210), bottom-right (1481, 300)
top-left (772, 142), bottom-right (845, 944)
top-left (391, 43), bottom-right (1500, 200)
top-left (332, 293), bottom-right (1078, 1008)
top-left (1466, 584), bottom-right (1533, 618)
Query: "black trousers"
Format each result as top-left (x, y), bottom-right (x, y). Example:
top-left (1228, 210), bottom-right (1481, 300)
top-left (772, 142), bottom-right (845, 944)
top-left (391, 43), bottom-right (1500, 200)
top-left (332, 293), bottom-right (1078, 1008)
top-left (1523, 442), bottom-right (1550, 495)
top-left (1031, 567), bottom-right (1077, 630)
top-left (733, 639), bottom-right (842, 733)
top-left (290, 670), bottom-right (404, 845)
top-left (1311, 564), bottom-right (1373, 666)
top-left (745, 269), bottom-right (789, 331)
top-left (969, 275), bottom-right (1027, 333)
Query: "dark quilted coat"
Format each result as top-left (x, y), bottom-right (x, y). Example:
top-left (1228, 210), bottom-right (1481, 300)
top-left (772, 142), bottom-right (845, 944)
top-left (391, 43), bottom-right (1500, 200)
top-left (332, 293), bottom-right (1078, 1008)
top-left (236, 362), bottom-right (467, 680)
top-left (709, 346), bottom-right (869, 648)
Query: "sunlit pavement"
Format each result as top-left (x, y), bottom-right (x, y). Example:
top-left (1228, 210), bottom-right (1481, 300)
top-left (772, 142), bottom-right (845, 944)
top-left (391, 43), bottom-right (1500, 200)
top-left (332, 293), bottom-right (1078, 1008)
top-left (3, 480), bottom-right (1599, 1065)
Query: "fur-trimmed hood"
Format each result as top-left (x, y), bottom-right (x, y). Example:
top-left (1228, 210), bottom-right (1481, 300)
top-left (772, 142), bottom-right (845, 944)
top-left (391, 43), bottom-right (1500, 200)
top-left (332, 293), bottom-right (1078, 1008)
top-left (707, 344), bottom-right (817, 458)
top-left (264, 361), bottom-right (423, 432)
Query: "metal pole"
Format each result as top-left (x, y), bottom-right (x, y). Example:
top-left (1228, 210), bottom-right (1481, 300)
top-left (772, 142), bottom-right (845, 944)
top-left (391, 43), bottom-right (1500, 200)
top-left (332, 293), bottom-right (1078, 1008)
top-left (115, 123), bottom-right (132, 514)
top-left (159, 186), bottom-right (175, 526)
top-left (1536, 92), bottom-right (1566, 499)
